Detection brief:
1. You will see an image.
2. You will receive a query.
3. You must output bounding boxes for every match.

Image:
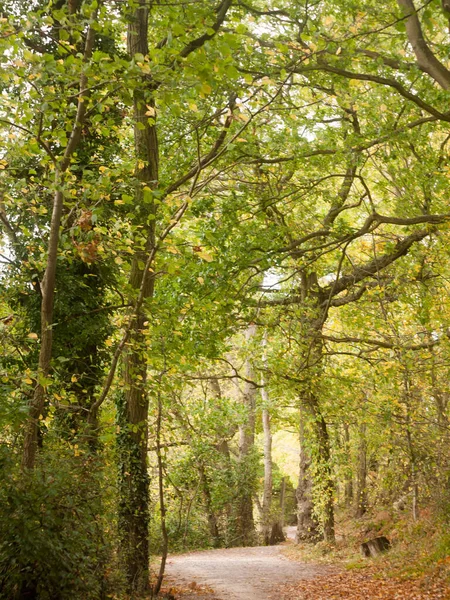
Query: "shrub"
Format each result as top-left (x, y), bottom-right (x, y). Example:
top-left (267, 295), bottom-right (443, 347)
top-left (0, 445), bottom-right (113, 600)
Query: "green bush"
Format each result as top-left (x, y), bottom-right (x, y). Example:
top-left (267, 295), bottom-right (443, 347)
top-left (0, 446), bottom-right (114, 600)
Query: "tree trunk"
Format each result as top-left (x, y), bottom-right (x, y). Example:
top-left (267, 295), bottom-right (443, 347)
top-left (261, 405), bottom-right (273, 544)
top-left (260, 331), bottom-right (273, 545)
top-left (117, 329), bottom-right (151, 593)
top-left (343, 423), bottom-right (353, 507)
top-left (117, 1), bottom-right (158, 592)
top-left (199, 464), bottom-right (221, 547)
top-left (355, 420), bottom-right (368, 518)
top-left (316, 411), bottom-right (335, 542)
top-left (293, 273), bottom-right (335, 542)
top-left (235, 324), bottom-right (257, 546)
top-left (22, 15), bottom-right (97, 469)
top-left (296, 408), bottom-right (320, 542)
top-left (153, 384), bottom-right (169, 596)
top-left (21, 188), bottom-right (64, 470)
top-left (280, 476), bottom-right (286, 528)
top-left (403, 375), bottom-right (419, 521)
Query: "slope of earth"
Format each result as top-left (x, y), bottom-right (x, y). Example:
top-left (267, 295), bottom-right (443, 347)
top-left (280, 570), bottom-right (450, 600)
top-left (162, 545), bottom-right (336, 600)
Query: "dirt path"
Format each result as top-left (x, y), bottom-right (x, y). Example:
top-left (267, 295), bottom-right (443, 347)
top-left (164, 544), bottom-right (335, 600)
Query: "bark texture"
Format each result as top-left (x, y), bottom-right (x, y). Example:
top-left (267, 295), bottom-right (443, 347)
top-left (397, 0), bottom-right (450, 89)
top-left (235, 324), bottom-right (257, 546)
top-left (355, 421), bottom-right (368, 518)
top-left (296, 409), bottom-right (320, 542)
top-left (295, 272), bottom-right (335, 543)
top-left (117, 1), bottom-right (158, 592)
top-left (260, 331), bottom-right (273, 545)
top-left (343, 423), bottom-right (354, 506)
top-left (261, 404), bottom-right (273, 544)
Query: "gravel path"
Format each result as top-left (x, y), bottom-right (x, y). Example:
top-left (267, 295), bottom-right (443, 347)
top-left (164, 543), bottom-right (334, 600)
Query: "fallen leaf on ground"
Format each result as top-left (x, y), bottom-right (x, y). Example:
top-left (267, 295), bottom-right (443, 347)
top-left (279, 572), bottom-right (450, 600)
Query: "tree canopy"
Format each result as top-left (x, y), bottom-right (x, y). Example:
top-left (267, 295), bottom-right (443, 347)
top-left (1, 0), bottom-right (449, 597)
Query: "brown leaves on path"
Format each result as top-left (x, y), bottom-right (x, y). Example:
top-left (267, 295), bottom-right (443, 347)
top-left (280, 571), bottom-right (450, 600)
top-left (159, 581), bottom-right (218, 600)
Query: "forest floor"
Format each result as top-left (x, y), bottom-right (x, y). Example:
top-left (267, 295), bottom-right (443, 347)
top-left (161, 526), bottom-right (450, 600)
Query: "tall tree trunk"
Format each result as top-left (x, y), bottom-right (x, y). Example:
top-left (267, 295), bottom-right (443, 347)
top-left (199, 464), bottom-right (221, 547)
top-left (355, 420), bottom-right (368, 518)
top-left (429, 341), bottom-right (450, 493)
top-left (403, 374), bottom-right (419, 521)
top-left (279, 476), bottom-right (286, 528)
top-left (261, 406), bottom-right (273, 544)
top-left (235, 324), bottom-right (257, 546)
top-left (117, 1), bottom-right (158, 592)
top-left (203, 377), bottom-right (227, 547)
top-left (21, 186), bottom-right (64, 470)
top-left (295, 272), bottom-right (335, 543)
top-left (216, 438), bottom-right (235, 545)
top-left (296, 407), bottom-right (320, 542)
top-left (153, 383), bottom-right (168, 596)
top-left (21, 14), bottom-right (97, 469)
top-left (315, 410), bottom-right (335, 542)
top-left (260, 331), bottom-right (273, 545)
top-left (343, 423), bottom-right (353, 507)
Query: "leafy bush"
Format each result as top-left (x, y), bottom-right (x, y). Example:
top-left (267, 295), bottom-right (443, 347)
top-left (0, 446), bottom-right (114, 600)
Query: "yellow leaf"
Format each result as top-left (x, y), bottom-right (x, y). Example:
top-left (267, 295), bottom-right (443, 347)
top-left (27, 333), bottom-right (38, 339)
top-left (197, 276), bottom-right (204, 284)
top-left (189, 103), bottom-right (198, 112)
top-left (198, 251), bottom-right (214, 262)
top-left (24, 378), bottom-right (33, 385)
top-left (71, 375), bottom-right (78, 383)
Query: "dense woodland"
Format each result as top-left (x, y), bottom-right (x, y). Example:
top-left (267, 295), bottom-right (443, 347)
top-left (1, 0), bottom-right (450, 597)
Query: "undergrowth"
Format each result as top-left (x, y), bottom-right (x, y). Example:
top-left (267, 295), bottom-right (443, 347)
top-left (282, 505), bottom-right (450, 586)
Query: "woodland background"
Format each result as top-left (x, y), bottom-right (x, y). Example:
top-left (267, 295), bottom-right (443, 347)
top-left (0, 0), bottom-right (450, 597)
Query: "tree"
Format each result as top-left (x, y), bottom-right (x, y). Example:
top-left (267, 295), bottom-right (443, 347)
top-left (1, 0), bottom-right (450, 595)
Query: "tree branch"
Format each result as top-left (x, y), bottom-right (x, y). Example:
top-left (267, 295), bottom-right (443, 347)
top-left (178, 0), bottom-right (233, 59)
top-left (322, 333), bottom-right (442, 351)
top-left (397, 0), bottom-right (450, 89)
top-left (296, 64), bottom-right (450, 121)
top-left (322, 228), bottom-right (433, 300)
